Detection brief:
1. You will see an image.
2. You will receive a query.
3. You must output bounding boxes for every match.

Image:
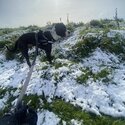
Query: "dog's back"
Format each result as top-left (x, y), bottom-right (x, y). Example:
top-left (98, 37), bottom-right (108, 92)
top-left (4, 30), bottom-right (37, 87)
top-left (19, 33), bottom-right (36, 45)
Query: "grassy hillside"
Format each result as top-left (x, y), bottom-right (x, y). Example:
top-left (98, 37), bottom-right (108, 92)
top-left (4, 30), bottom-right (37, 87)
top-left (0, 20), bottom-right (125, 125)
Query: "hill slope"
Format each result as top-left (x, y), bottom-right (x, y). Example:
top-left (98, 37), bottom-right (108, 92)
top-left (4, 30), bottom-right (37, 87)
top-left (0, 24), bottom-right (125, 124)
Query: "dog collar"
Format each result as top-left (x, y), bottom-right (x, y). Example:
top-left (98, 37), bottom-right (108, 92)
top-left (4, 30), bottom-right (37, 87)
top-left (51, 26), bottom-right (61, 41)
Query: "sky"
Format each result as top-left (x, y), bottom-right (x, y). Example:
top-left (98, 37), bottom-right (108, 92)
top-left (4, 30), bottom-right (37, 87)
top-left (0, 0), bottom-right (125, 28)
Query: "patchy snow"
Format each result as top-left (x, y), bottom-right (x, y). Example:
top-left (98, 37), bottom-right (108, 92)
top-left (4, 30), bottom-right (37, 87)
top-left (37, 110), bottom-right (60, 125)
top-left (107, 29), bottom-right (125, 38)
top-left (0, 29), bottom-right (29, 41)
top-left (0, 27), bottom-right (125, 124)
top-left (84, 32), bottom-right (99, 38)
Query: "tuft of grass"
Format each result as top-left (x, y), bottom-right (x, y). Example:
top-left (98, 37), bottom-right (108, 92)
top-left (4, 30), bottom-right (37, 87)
top-left (54, 62), bottom-right (68, 69)
top-left (93, 68), bottom-right (111, 82)
top-left (53, 72), bottom-right (60, 83)
top-left (5, 42), bottom-right (18, 60)
top-left (0, 87), bottom-right (17, 116)
top-left (76, 68), bottom-right (93, 84)
top-left (76, 68), bottom-right (111, 84)
top-left (41, 65), bottom-right (49, 70)
top-left (24, 94), bottom-right (42, 109)
top-left (0, 88), bottom-right (7, 99)
top-left (90, 20), bottom-right (104, 28)
top-left (0, 41), bottom-right (11, 50)
top-left (66, 22), bottom-right (75, 32)
top-left (100, 36), bottom-right (125, 56)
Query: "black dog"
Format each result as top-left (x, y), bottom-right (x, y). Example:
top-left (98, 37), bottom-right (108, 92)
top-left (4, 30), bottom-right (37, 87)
top-left (6, 23), bottom-right (68, 67)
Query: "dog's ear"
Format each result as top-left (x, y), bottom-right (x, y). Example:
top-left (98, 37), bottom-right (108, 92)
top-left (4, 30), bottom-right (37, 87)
top-left (39, 30), bottom-right (43, 33)
top-left (38, 30), bottom-right (44, 37)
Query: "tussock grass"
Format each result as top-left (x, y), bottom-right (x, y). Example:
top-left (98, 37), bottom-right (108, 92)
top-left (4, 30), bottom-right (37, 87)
top-left (0, 41), bottom-right (11, 49)
top-left (100, 36), bottom-right (125, 59)
top-left (72, 37), bottom-right (99, 59)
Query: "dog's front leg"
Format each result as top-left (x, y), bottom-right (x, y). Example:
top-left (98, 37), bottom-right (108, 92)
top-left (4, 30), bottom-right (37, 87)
top-left (45, 44), bottom-right (52, 64)
top-left (46, 52), bottom-right (52, 64)
top-left (21, 49), bottom-right (31, 67)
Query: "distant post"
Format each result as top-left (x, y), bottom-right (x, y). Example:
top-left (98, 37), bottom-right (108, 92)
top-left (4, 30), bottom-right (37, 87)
top-left (60, 18), bottom-right (62, 22)
top-left (67, 13), bottom-right (70, 24)
top-left (114, 8), bottom-right (120, 29)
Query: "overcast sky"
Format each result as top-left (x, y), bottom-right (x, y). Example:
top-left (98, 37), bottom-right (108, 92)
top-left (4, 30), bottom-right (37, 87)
top-left (0, 0), bottom-right (125, 28)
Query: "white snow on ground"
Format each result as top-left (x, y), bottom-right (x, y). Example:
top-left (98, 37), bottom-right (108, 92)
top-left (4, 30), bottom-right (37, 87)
top-left (0, 28), bottom-right (125, 124)
top-left (37, 110), bottom-right (60, 125)
top-left (0, 29), bottom-right (29, 41)
top-left (107, 29), bottom-right (125, 38)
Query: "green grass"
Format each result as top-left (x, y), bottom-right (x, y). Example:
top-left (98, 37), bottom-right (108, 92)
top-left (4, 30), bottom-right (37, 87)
top-left (76, 68), bottom-right (93, 84)
top-left (100, 37), bottom-right (125, 54)
top-left (76, 68), bottom-right (111, 84)
top-left (0, 28), bottom-right (15, 36)
top-left (44, 99), bottom-right (125, 125)
top-left (73, 28), bottom-right (125, 61)
top-left (93, 68), bottom-right (111, 81)
top-left (0, 87), bottom-right (125, 125)
top-left (79, 27), bottom-right (101, 37)
top-left (0, 40), bottom-right (11, 50)
top-left (72, 37), bottom-right (99, 59)
top-left (24, 94), bottom-right (42, 109)
top-left (54, 61), bottom-right (68, 69)
top-left (41, 65), bottom-right (49, 70)
top-left (0, 88), bottom-right (7, 99)
top-left (0, 87), bottom-right (17, 116)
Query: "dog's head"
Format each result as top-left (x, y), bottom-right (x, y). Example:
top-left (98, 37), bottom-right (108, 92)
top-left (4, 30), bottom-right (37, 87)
top-left (51, 23), bottom-right (70, 41)
top-left (55, 23), bottom-right (67, 37)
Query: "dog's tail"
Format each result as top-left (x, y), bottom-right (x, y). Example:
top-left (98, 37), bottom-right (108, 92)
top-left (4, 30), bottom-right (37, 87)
top-left (6, 40), bottom-right (19, 52)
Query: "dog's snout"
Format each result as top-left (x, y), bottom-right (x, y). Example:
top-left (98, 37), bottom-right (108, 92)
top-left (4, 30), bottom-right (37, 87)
top-left (65, 30), bottom-right (70, 37)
